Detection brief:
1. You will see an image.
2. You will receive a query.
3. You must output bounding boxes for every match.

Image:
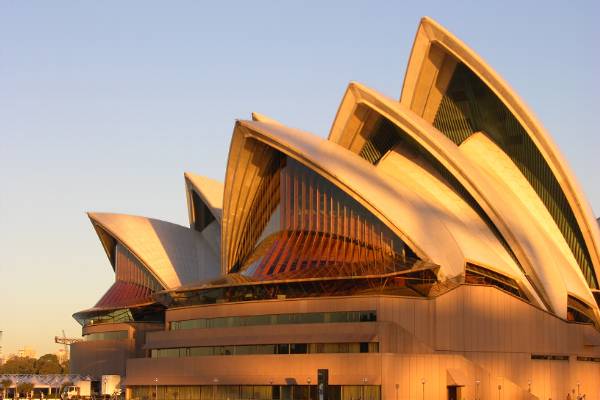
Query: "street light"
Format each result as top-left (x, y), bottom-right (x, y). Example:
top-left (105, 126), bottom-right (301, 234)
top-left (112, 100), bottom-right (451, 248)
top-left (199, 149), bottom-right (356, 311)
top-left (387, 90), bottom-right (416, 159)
top-left (475, 380), bottom-right (480, 400)
top-left (420, 379), bottom-right (425, 400)
top-left (154, 378), bottom-right (158, 400)
top-left (212, 378), bottom-right (219, 400)
top-left (527, 380), bottom-right (531, 393)
top-left (497, 384), bottom-right (502, 400)
top-left (362, 378), bottom-right (368, 400)
top-left (307, 377), bottom-right (311, 400)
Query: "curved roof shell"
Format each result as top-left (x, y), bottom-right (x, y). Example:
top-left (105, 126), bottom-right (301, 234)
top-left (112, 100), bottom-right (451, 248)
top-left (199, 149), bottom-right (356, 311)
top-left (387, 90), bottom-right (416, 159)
top-left (88, 212), bottom-right (220, 289)
top-left (184, 172), bottom-right (224, 224)
top-left (222, 119), bottom-right (465, 278)
top-left (399, 16), bottom-right (600, 293)
top-left (327, 81), bottom-right (600, 318)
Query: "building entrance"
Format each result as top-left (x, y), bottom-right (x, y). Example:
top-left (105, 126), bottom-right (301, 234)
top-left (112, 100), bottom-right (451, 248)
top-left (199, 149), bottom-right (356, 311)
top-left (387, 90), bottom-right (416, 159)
top-left (447, 385), bottom-right (462, 400)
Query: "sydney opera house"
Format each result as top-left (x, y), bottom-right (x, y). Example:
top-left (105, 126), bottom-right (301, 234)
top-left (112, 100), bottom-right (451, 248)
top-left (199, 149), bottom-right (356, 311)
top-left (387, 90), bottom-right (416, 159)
top-left (70, 17), bottom-right (600, 400)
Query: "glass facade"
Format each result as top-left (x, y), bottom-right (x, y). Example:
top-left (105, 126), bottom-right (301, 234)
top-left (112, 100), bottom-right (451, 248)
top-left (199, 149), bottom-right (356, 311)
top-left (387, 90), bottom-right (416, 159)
top-left (84, 330), bottom-right (128, 341)
top-left (164, 269), bottom-right (437, 308)
top-left (150, 342), bottom-right (379, 358)
top-left (92, 244), bottom-right (163, 310)
top-left (233, 156), bottom-right (419, 280)
top-left (75, 304), bottom-right (165, 327)
top-left (170, 310), bottom-right (376, 330)
top-left (464, 263), bottom-right (526, 300)
top-left (192, 189), bottom-right (216, 232)
top-left (130, 385), bottom-right (380, 400)
top-left (74, 242), bottom-right (167, 327)
top-left (567, 295), bottom-right (594, 323)
top-left (115, 243), bottom-right (163, 293)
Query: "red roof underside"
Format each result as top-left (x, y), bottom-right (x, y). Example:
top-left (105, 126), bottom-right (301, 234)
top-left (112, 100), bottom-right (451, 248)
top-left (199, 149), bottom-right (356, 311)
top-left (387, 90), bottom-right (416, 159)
top-left (94, 281), bottom-right (155, 309)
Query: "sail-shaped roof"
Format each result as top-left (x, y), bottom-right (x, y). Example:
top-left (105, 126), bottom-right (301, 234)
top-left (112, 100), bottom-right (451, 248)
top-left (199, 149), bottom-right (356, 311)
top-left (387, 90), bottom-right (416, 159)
top-left (88, 212), bottom-right (220, 289)
top-left (399, 16), bottom-right (600, 293)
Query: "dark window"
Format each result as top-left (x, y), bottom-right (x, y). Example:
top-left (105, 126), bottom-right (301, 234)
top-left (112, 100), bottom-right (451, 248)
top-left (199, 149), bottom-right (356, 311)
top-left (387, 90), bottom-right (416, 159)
top-left (531, 354), bottom-right (569, 361)
top-left (289, 343), bottom-right (308, 354)
top-left (276, 343), bottom-right (290, 354)
top-left (171, 310), bottom-right (376, 330)
top-left (191, 190), bottom-right (215, 231)
top-left (359, 311), bottom-right (377, 322)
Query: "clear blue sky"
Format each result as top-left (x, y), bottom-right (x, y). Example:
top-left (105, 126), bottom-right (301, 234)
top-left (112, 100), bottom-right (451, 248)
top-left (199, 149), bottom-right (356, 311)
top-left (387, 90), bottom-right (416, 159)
top-left (1, 1), bottom-right (598, 356)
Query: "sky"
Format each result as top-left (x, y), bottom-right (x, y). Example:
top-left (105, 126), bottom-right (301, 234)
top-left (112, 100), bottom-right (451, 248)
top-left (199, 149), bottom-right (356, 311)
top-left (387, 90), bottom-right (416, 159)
top-left (0, 1), bottom-right (598, 357)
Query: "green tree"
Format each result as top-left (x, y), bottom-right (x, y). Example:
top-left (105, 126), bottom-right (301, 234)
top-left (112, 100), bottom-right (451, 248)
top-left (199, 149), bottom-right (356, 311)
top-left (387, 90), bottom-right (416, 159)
top-left (1, 379), bottom-right (12, 399)
top-left (0, 357), bottom-right (36, 374)
top-left (16, 382), bottom-right (34, 399)
top-left (35, 354), bottom-right (62, 374)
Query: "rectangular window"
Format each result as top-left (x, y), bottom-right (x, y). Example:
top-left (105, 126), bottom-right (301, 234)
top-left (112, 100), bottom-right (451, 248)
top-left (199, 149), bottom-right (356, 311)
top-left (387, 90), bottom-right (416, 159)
top-left (149, 342), bottom-right (379, 358)
top-left (189, 347), bottom-right (213, 357)
top-left (171, 310), bottom-right (376, 331)
top-left (276, 343), bottom-right (290, 354)
top-left (290, 343), bottom-right (308, 354)
top-left (84, 330), bottom-right (128, 341)
top-left (531, 354), bottom-right (569, 361)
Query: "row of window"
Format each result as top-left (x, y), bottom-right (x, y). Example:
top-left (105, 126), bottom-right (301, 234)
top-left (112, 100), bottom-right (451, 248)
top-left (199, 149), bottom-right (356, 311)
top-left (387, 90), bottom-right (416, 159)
top-left (577, 356), bottom-right (600, 363)
top-left (130, 384), bottom-right (381, 400)
top-left (150, 342), bottom-right (379, 358)
top-left (531, 354), bottom-right (569, 361)
top-left (170, 310), bottom-right (376, 330)
top-left (532, 354), bottom-right (600, 362)
top-left (84, 330), bottom-right (128, 341)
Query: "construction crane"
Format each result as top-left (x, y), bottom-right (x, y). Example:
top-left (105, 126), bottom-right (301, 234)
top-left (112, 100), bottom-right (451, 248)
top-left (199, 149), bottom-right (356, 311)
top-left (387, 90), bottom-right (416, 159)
top-left (54, 330), bottom-right (83, 359)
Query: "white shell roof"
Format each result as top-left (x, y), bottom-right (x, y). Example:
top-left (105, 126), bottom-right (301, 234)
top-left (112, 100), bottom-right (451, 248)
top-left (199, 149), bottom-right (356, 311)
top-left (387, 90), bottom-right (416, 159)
top-left (460, 133), bottom-right (595, 308)
top-left (400, 16), bottom-right (600, 302)
top-left (88, 212), bottom-right (220, 289)
top-left (377, 145), bottom-right (525, 281)
top-left (326, 81), bottom-right (598, 316)
top-left (184, 172), bottom-right (224, 223)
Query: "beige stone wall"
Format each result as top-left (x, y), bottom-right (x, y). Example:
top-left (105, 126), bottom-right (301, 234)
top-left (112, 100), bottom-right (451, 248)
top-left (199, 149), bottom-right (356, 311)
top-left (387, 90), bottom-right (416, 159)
top-left (124, 285), bottom-right (600, 398)
top-left (72, 322), bottom-right (162, 377)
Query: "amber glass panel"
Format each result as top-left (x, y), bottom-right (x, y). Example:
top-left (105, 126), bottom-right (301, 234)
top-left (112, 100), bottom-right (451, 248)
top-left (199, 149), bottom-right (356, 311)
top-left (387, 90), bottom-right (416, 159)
top-left (239, 157), bottom-right (417, 280)
top-left (115, 243), bottom-right (162, 292)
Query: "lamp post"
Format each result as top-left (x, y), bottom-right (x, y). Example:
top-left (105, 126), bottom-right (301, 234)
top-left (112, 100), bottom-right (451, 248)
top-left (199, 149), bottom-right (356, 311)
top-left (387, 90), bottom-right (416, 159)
top-left (497, 384), bottom-right (502, 400)
top-left (307, 377), bottom-right (311, 400)
top-left (154, 378), bottom-right (158, 400)
top-left (420, 379), bottom-right (425, 400)
top-left (362, 378), bottom-right (368, 400)
top-left (578, 382), bottom-right (581, 397)
top-left (475, 380), bottom-right (480, 400)
top-left (395, 383), bottom-right (399, 400)
top-left (527, 380), bottom-right (531, 393)
top-left (212, 378), bottom-right (219, 400)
